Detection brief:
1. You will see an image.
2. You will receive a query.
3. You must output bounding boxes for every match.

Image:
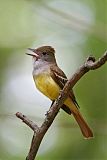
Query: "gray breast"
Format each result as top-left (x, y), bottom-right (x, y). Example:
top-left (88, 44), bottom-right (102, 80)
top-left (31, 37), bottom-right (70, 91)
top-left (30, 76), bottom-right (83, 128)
top-left (32, 60), bottom-right (51, 76)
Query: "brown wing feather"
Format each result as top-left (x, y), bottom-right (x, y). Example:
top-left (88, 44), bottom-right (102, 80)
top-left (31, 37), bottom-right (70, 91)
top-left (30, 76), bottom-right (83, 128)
top-left (50, 65), bottom-right (79, 110)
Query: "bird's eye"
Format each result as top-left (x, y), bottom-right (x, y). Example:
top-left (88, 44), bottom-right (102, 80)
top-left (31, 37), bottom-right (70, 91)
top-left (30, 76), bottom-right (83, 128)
top-left (42, 52), bottom-right (47, 55)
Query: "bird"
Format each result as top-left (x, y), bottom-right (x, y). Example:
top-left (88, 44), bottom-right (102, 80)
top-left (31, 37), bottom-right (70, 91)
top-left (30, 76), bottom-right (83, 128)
top-left (26, 45), bottom-right (93, 138)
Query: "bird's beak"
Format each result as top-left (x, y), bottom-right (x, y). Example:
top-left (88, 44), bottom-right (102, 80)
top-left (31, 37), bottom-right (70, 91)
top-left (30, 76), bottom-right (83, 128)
top-left (26, 48), bottom-right (39, 59)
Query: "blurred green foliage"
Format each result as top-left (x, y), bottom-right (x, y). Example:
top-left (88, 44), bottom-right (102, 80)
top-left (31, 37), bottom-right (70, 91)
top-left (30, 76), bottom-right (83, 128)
top-left (0, 0), bottom-right (107, 160)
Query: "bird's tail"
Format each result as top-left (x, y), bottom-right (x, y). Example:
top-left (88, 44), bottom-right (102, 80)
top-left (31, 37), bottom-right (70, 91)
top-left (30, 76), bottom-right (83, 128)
top-left (72, 111), bottom-right (93, 139)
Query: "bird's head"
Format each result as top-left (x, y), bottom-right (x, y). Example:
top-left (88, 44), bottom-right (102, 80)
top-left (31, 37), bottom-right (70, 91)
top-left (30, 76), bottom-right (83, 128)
top-left (26, 46), bottom-right (56, 63)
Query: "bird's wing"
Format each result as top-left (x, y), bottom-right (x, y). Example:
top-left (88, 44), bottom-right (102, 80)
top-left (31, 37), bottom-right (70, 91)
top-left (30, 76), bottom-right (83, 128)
top-left (50, 65), bottom-right (79, 110)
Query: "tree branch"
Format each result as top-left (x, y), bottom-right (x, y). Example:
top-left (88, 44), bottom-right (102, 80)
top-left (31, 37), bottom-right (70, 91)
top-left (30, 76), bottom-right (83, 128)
top-left (16, 50), bottom-right (107, 160)
top-left (16, 112), bottom-right (39, 133)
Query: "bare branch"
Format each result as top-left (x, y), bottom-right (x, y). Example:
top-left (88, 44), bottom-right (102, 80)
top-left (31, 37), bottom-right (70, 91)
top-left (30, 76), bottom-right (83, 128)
top-left (85, 51), bottom-right (107, 69)
top-left (16, 50), bottom-right (107, 160)
top-left (16, 112), bottom-right (39, 133)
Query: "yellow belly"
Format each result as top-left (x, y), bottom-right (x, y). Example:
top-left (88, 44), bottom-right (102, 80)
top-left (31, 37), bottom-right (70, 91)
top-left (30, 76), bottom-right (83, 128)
top-left (33, 74), bottom-right (60, 100)
top-left (33, 73), bottom-right (77, 113)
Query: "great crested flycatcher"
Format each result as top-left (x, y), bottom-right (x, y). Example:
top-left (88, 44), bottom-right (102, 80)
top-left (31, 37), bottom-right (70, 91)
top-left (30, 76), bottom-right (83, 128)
top-left (26, 46), bottom-right (93, 138)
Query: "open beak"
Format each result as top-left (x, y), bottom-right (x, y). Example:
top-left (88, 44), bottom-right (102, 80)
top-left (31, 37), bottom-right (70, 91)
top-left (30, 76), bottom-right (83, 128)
top-left (26, 48), bottom-right (39, 59)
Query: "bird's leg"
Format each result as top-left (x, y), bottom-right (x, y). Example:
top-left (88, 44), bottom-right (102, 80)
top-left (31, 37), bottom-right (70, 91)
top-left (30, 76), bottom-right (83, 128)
top-left (45, 101), bottom-right (55, 116)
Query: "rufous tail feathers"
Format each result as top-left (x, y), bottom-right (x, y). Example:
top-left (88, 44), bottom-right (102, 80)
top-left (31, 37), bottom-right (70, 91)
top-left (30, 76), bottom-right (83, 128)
top-left (72, 111), bottom-right (93, 138)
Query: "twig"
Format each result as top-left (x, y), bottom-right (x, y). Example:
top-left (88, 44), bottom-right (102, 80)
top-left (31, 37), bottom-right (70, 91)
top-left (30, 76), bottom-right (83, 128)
top-left (16, 50), bottom-right (107, 160)
top-left (16, 112), bottom-right (39, 132)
